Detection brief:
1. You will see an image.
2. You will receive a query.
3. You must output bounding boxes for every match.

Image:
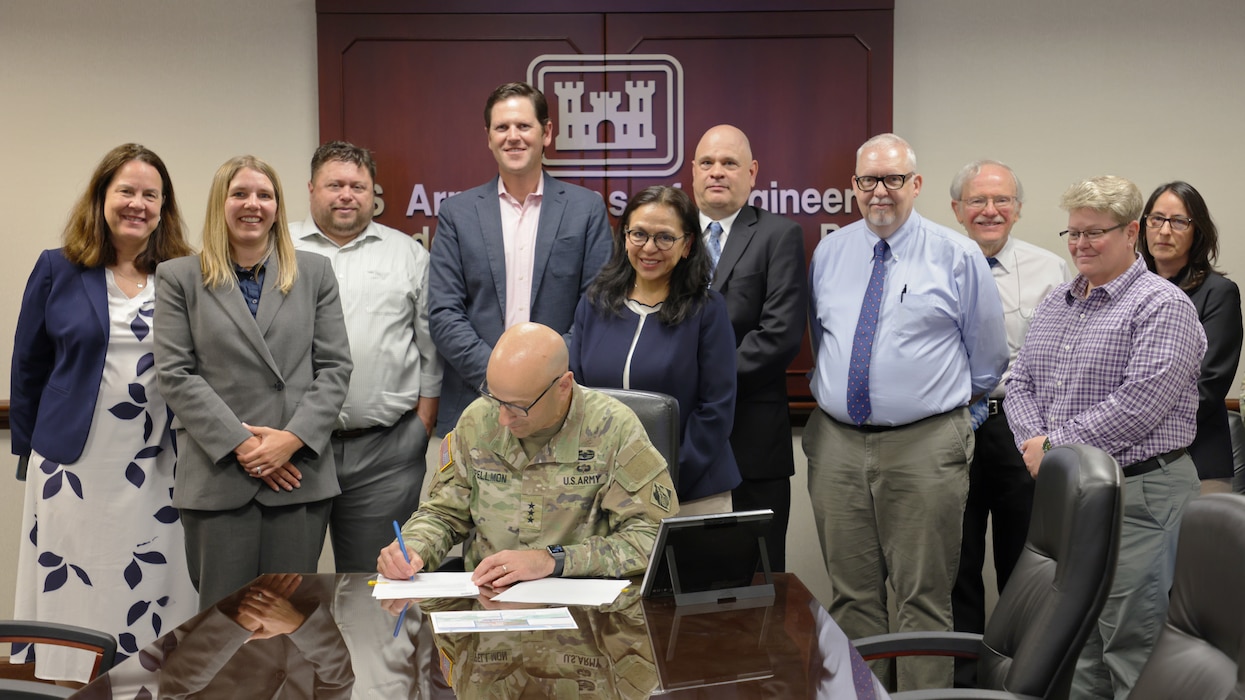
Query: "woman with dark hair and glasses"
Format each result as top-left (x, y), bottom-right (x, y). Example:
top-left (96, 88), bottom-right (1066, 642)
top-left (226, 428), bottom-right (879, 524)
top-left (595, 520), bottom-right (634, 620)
top-left (569, 185), bottom-right (740, 514)
top-left (1138, 181), bottom-right (1242, 492)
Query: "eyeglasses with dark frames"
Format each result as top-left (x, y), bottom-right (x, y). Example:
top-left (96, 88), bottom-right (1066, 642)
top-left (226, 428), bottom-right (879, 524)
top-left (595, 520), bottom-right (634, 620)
top-left (1143, 214), bottom-right (1193, 233)
top-left (624, 228), bottom-right (685, 251)
top-left (476, 374), bottom-right (562, 417)
top-left (1059, 222), bottom-right (1127, 242)
top-left (854, 172), bottom-right (916, 191)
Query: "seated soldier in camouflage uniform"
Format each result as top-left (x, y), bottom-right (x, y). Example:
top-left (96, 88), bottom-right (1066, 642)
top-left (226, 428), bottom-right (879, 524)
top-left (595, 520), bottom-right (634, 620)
top-left (377, 322), bottom-right (680, 584)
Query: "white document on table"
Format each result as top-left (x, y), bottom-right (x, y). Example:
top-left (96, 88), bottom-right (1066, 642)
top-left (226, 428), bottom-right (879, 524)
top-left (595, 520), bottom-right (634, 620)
top-left (370, 572), bottom-right (480, 599)
top-left (429, 607), bottom-right (578, 634)
top-left (490, 578), bottom-right (630, 606)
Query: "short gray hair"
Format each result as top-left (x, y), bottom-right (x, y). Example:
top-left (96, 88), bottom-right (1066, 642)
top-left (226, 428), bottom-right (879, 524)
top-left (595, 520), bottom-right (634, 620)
top-left (1059, 176), bottom-right (1143, 224)
top-left (856, 133), bottom-right (916, 171)
top-left (950, 160), bottom-right (1025, 203)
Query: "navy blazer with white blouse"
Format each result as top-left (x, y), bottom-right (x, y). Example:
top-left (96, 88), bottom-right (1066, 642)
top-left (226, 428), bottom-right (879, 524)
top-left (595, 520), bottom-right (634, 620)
top-left (569, 291), bottom-right (741, 502)
top-left (11, 249), bottom-right (111, 477)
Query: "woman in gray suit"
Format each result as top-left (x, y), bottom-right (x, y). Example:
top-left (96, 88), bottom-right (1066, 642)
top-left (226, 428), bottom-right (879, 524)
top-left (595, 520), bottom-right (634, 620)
top-left (155, 155), bottom-right (352, 608)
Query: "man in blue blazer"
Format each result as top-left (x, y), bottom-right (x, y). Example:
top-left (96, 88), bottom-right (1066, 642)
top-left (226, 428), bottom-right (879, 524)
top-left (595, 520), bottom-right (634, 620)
top-left (430, 82), bottom-right (611, 435)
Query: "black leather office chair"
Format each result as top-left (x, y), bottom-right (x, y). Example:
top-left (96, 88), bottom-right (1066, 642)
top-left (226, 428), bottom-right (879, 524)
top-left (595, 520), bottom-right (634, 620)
top-left (0, 620), bottom-right (118, 698)
top-left (436, 387), bottom-right (680, 571)
top-left (594, 387), bottom-right (679, 489)
top-left (1128, 494), bottom-right (1245, 700)
top-left (1228, 411), bottom-right (1245, 493)
top-left (854, 445), bottom-right (1124, 700)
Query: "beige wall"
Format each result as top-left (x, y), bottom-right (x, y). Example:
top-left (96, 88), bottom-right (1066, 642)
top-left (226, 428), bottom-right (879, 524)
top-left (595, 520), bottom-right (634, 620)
top-left (2, 0), bottom-right (1242, 618)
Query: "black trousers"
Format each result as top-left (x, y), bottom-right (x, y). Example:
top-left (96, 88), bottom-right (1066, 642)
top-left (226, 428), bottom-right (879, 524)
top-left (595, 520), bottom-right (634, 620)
top-left (952, 405), bottom-right (1035, 686)
top-left (732, 476), bottom-right (791, 572)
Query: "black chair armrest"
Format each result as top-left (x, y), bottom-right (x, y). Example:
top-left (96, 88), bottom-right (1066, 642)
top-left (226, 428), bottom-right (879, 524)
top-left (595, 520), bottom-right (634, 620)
top-left (0, 620), bottom-right (117, 675)
top-left (854, 631), bottom-right (983, 660)
top-left (0, 677), bottom-right (77, 698)
top-left (891, 690), bottom-right (1041, 700)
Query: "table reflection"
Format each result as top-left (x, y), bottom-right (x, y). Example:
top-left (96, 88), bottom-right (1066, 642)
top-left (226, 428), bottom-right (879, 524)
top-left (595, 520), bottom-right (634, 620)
top-left (71, 573), bottom-right (886, 699)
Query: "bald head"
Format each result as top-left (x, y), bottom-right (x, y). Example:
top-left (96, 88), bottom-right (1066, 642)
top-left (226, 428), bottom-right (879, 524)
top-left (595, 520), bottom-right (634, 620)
top-left (693, 124), bottom-right (759, 220)
top-left (490, 322), bottom-right (568, 379)
top-left (485, 323), bottom-right (573, 437)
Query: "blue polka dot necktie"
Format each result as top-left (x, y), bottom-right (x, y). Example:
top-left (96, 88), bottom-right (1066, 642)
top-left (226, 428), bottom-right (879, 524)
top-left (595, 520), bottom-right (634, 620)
top-left (847, 239), bottom-right (889, 425)
top-left (850, 642), bottom-right (879, 699)
top-left (707, 221), bottom-right (724, 273)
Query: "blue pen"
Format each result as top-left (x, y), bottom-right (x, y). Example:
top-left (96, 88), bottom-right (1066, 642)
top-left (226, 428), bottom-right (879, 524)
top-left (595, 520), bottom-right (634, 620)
top-left (393, 520), bottom-right (414, 581)
top-left (393, 602), bottom-right (409, 638)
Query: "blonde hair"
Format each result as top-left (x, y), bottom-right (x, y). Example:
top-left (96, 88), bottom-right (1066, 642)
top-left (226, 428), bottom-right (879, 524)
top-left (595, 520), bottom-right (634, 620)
top-left (200, 155), bottom-right (297, 293)
top-left (1059, 175), bottom-right (1143, 225)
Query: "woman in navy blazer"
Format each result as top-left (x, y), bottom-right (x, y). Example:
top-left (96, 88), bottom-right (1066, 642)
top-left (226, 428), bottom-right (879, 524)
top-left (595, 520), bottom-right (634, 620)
top-left (1139, 181), bottom-right (1243, 492)
top-left (569, 186), bottom-right (740, 511)
top-left (11, 144), bottom-right (197, 683)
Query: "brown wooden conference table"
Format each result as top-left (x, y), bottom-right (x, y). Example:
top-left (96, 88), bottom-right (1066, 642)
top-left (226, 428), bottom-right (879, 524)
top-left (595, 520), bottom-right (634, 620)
top-left (68, 572), bottom-right (888, 699)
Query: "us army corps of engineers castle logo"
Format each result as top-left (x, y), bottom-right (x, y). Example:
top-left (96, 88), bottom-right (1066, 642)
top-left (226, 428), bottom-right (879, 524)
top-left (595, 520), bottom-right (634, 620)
top-left (528, 54), bottom-right (685, 178)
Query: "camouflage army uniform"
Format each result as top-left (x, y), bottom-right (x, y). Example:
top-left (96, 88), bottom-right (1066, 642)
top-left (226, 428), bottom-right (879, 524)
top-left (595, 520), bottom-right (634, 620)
top-left (399, 383), bottom-right (679, 577)
top-left (430, 589), bottom-right (658, 699)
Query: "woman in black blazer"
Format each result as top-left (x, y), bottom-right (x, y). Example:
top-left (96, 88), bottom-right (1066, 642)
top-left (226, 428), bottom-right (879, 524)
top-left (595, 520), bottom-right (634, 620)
top-left (1139, 181), bottom-right (1243, 492)
top-left (11, 144), bottom-right (197, 683)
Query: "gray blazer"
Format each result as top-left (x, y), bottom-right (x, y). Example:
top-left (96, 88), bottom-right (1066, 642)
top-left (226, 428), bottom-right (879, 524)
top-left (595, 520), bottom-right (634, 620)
top-left (154, 251), bottom-right (352, 510)
top-left (429, 172), bottom-right (611, 435)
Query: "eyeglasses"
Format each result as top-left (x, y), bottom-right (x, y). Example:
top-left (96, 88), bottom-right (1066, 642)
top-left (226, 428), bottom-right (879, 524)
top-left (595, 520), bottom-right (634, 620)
top-left (1144, 214), bottom-right (1193, 233)
top-left (477, 375), bottom-right (561, 418)
top-left (1059, 222), bottom-right (1127, 242)
top-left (962, 196), bottom-right (1018, 211)
top-left (854, 172), bottom-right (916, 191)
top-left (625, 228), bottom-right (685, 251)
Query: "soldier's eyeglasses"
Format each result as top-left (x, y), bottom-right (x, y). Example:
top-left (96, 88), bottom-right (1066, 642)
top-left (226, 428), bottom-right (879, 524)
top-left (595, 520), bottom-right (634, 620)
top-left (477, 375), bottom-right (561, 417)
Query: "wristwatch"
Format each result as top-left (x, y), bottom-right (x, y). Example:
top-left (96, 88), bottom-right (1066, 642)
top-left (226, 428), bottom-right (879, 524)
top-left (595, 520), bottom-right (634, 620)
top-left (1042, 437), bottom-right (1053, 453)
top-left (547, 544), bottom-right (566, 577)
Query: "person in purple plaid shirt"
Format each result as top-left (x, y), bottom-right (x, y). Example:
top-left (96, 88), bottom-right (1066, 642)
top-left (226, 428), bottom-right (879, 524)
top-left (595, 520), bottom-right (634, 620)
top-left (1004, 175), bottom-right (1204, 700)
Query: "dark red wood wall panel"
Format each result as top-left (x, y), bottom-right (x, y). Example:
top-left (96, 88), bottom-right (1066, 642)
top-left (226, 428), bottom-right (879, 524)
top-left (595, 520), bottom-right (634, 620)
top-left (316, 2), bottom-right (894, 401)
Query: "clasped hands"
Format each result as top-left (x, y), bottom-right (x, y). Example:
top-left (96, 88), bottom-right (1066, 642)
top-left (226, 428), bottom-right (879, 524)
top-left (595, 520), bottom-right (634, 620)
top-left (235, 423), bottom-right (305, 491)
top-left (232, 573), bottom-right (306, 641)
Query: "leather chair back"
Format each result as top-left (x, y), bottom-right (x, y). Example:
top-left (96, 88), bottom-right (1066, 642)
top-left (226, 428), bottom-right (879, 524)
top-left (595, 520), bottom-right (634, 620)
top-left (1129, 494), bottom-right (1245, 700)
top-left (976, 445), bottom-right (1123, 699)
top-left (1229, 411), bottom-right (1245, 493)
top-left (595, 388), bottom-right (680, 489)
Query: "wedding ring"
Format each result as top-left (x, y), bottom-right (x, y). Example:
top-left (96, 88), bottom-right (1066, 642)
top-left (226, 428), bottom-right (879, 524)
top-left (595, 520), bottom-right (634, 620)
top-left (502, 565), bottom-right (508, 573)
top-left (254, 467), bottom-right (262, 475)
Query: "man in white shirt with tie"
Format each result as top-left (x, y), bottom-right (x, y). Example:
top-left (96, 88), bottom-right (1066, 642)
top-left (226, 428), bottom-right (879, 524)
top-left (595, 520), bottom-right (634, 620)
top-left (948, 160), bottom-right (1071, 686)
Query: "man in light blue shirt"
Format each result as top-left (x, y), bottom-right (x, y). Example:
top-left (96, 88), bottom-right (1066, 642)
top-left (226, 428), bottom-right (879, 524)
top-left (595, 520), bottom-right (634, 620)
top-left (803, 133), bottom-right (1008, 691)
